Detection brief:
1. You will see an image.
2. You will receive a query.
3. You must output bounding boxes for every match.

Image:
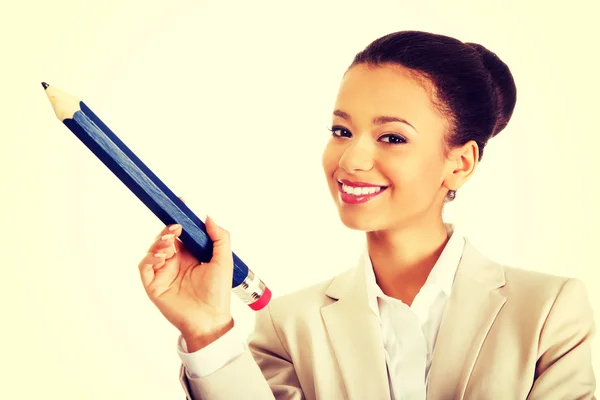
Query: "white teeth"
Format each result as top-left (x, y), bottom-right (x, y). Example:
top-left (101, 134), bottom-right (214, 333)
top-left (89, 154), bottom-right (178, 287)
top-left (341, 184), bottom-right (382, 196)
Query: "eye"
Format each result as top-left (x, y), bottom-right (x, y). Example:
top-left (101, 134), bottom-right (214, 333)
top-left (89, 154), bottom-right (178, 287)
top-left (379, 134), bottom-right (407, 144)
top-left (327, 125), bottom-right (352, 138)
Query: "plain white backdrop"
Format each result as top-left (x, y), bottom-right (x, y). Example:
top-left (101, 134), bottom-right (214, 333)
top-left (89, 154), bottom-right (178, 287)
top-left (2, 0), bottom-right (598, 398)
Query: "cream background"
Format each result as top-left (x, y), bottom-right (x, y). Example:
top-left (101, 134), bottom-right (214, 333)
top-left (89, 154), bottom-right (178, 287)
top-left (1, 0), bottom-right (598, 398)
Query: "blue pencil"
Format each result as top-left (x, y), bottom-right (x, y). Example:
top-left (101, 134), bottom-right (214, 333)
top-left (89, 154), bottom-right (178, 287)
top-left (42, 82), bottom-right (271, 311)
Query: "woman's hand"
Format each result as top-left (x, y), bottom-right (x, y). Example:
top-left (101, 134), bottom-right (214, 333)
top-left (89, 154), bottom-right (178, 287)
top-left (138, 197), bottom-right (235, 350)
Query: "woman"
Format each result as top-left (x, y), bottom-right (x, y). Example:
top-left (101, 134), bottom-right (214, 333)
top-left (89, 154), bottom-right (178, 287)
top-left (138, 30), bottom-right (596, 399)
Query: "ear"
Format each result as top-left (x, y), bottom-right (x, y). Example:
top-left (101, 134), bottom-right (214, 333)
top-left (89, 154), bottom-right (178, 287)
top-left (443, 140), bottom-right (479, 191)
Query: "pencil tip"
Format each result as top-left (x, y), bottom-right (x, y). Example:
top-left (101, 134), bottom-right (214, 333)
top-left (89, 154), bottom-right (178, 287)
top-left (41, 82), bottom-right (49, 90)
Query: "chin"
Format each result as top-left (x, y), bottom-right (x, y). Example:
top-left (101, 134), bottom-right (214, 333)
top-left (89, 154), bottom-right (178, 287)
top-left (337, 209), bottom-right (384, 232)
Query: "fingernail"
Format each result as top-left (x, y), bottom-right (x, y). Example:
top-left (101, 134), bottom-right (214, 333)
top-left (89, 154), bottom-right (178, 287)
top-left (161, 234), bottom-right (174, 241)
top-left (154, 253), bottom-right (167, 258)
top-left (168, 224), bottom-right (181, 231)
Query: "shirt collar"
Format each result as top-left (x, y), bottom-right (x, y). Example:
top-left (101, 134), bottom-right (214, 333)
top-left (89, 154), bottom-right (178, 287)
top-left (362, 223), bottom-right (465, 317)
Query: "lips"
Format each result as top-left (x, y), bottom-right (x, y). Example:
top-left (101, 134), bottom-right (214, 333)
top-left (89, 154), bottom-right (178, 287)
top-left (336, 179), bottom-right (388, 205)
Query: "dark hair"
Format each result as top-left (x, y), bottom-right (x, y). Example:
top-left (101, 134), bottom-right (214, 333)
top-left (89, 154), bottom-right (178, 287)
top-left (349, 30), bottom-right (517, 201)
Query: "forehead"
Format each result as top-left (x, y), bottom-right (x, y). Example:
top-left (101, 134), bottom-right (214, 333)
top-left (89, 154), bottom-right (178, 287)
top-left (334, 64), bottom-right (445, 133)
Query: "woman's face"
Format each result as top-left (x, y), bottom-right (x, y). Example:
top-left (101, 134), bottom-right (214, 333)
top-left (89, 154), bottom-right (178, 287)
top-left (322, 63), bottom-right (468, 232)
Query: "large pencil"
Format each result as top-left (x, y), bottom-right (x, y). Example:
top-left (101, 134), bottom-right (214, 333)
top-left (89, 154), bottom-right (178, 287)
top-left (42, 82), bottom-right (271, 311)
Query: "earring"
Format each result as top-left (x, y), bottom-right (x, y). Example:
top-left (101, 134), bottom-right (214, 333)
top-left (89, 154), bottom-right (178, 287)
top-left (446, 190), bottom-right (456, 202)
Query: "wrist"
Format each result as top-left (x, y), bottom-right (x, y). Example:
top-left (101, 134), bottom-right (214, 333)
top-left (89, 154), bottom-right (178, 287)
top-left (181, 317), bottom-right (234, 353)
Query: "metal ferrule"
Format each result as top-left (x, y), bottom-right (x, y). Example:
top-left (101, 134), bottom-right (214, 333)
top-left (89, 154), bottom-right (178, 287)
top-left (232, 269), bottom-right (267, 305)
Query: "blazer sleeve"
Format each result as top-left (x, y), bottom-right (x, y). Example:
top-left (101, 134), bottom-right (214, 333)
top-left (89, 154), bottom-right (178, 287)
top-left (528, 278), bottom-right (597, 399)
top-left (179, 304), bottom-right (305, 400)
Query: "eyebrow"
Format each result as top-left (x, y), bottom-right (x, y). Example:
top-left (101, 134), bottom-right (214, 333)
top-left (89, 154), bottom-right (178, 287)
top-left (333, 109), bottom-right (416, 131)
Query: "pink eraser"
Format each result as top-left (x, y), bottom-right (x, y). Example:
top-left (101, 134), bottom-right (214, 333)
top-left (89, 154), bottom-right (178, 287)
top-left (249, 286), bottom-right (272, 311)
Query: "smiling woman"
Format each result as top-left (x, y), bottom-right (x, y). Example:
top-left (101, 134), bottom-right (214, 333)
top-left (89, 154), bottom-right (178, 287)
top-left (137, 30), bottom-right (596, 399)
top-left (323, 64), bottom-right (468, 233)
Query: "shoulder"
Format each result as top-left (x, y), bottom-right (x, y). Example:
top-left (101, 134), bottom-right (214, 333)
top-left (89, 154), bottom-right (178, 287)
top-left (462, 238), bottom-right (590, 305)
top-left (500, 261), bottom-right (589, 303)
top-left (502, 264), bottom-right (570, 297)
top-left (500, 264), bottom-right (594, 321)
top-left (456, 239), bottom-right (595, 334)
top-left (464, 241), bottom-right (596, 336)
top-left (499, 264), bottom-right (596, 393)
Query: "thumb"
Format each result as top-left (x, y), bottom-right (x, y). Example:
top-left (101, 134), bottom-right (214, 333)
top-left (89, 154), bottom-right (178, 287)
top-left (205, 216), bottom-right (233, 266)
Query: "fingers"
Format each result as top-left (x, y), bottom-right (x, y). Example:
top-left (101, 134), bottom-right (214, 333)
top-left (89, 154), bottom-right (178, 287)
top-left (139, 251), bottom-right (170, 285)
top-left (139, 244), bottom-right (171, 274)
top-left (139, 262), bottom-right (155, 291)
top-left (150, 229), bottom-right (180, 259)
top-left (140, 195), bottom-right (188, 295)
top-left (140, 226), bottom-right (181, 287)
top-left (139, 251), bottom-right (178, 299)
top-left (154, 222), bottom-right (182, 238)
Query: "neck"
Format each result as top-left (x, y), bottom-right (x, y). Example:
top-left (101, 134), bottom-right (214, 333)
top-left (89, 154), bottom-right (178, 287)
top-left (366, 216), bottom-right (450, 303)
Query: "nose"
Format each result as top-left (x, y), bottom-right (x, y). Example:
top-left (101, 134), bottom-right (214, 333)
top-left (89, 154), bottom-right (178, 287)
top-left (338, 136), bottom-right (374, 173)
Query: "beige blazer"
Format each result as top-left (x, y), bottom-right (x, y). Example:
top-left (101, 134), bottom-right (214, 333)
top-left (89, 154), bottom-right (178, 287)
top-left (179, 239), bottom-right (596, 399)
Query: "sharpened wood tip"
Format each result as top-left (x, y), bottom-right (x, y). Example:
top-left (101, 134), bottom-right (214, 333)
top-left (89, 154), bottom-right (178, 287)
top-left (41, 82), bottom-right (49, 89)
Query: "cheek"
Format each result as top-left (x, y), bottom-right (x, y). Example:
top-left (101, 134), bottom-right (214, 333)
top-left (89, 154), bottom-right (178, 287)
top-left (321, 142), bottom-right (338, 175)
top-left (383, 149), bottom-right (445, 190)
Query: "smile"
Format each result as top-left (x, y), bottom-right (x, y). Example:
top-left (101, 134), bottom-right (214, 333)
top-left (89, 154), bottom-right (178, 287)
top-left (336, 180), bottom-right (388, 205)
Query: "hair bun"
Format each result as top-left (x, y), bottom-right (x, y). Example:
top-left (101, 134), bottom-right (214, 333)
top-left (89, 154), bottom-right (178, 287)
top-left (466, 42), bottom-right (517, 138)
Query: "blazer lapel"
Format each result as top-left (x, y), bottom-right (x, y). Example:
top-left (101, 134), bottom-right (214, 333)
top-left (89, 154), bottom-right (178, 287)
top-left (321, 260), bottom-right (391, 400)
top-left (427, 239), bottom-right (507, 399)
